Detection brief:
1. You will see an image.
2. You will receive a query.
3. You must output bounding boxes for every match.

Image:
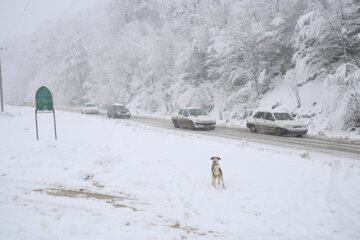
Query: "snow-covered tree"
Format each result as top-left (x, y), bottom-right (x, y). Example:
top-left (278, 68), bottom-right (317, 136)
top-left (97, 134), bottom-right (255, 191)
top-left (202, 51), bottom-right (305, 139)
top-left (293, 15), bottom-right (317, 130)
top-left (3, 0), bottom-right (360, 132)
top-left (56, 39), bottom-right (91, 106)
top-left (293, 0), bottom-right (360, 82)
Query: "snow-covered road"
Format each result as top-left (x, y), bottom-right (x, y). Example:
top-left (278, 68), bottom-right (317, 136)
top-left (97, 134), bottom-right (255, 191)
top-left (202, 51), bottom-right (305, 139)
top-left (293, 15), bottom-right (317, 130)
top-left (1, 106), bottom-right (360, 240)
top-left (127, 116), bottom-right (360, 160)
top-left (61, 106), bottom-right (360, 160)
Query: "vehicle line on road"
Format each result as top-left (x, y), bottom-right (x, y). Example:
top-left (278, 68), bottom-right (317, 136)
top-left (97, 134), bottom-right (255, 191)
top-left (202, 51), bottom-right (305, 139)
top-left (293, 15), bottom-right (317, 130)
top-left (57, 108), bottom-right (360, 160)
top-left (126, 116), bottom-right (360, 159)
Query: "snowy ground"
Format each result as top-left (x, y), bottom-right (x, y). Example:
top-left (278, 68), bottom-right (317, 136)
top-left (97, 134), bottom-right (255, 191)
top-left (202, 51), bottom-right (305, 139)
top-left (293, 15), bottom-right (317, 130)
top-left (1, 106), bottom-right (360, 240)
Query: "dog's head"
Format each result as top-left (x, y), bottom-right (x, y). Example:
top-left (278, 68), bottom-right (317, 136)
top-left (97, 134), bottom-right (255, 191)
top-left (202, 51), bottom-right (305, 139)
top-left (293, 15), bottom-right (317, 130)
top-left (210, 156), bottom-right (221, 163)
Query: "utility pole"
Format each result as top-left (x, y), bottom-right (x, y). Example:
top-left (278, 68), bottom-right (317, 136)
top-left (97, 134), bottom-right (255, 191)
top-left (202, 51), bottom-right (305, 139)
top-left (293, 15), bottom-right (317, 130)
top-left (0, 47), bottom-right (6, 112)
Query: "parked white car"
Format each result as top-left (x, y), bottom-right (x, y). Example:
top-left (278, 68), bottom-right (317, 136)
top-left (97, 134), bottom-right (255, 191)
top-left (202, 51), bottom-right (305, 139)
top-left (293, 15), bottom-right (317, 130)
top-left (171, 108), bottom-right (216, 130)
top-left (81, 103), bottom-right (99, 114)
top-left (247, 111), bottom-right (308, 137)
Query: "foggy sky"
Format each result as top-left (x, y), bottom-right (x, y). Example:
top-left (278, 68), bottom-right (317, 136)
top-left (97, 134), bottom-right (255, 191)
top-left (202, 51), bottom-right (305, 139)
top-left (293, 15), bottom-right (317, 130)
top-left (0, 0), bottom-right (100, 46)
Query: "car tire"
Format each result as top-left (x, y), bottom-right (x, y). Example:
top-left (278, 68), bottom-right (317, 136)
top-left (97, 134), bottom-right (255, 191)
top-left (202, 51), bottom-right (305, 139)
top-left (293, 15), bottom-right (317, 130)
top-left (173, 120), bottom-right (179, 128)
top-left (296, 134), bottom-right (303, 138)
top-left (250, 125), bottom-right (257, 133)
top-left (190, 122), bottom-right (195, 130)
top-left (275, 128), bottom-right (283, 136)
top-left (107, 113), bottom-right (111, 118)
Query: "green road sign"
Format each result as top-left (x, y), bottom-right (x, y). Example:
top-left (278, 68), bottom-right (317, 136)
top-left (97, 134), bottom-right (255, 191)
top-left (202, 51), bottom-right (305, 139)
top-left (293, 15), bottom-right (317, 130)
top-left (35, 86), bottom-right (57, 140)
top-left (35, 86), bottom-right (53, 111)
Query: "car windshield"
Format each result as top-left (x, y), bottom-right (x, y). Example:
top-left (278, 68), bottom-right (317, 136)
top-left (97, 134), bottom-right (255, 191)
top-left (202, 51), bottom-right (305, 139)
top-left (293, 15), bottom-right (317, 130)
top-left (274, 113), bottom-right (293, 120)
top-left (114, 105), bottom-right (127, 111)
top-left (86, 104), bottom-right (96, 107)
top-left (188, 109), bottom-right (207, 116)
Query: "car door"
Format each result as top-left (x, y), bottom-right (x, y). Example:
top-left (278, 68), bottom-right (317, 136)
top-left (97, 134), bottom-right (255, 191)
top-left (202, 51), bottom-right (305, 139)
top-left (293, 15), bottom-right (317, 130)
top-left (109, 105), bottom-right (115, 117)
top-left (182, 109), bottom-right (191, 128)
top-left (175, 109), bottom-right (183, 126)
top-left (253, 111), bottom-right (265, 132)
top-left (264, 112), bottom-right (276, 133)
top-left (107, 106), bottom-right (110, 116)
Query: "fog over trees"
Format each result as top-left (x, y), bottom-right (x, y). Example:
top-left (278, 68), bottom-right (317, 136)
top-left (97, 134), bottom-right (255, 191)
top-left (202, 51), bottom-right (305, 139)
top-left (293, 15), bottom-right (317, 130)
top-left (3, 0), bottom-right (360, 131)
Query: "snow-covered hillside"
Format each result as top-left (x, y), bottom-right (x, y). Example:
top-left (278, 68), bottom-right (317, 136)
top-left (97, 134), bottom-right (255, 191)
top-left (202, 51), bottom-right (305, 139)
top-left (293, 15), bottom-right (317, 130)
top-left (2, 0), bottom-right (360, 136)
top-left (1, 106), bottom-right (360, 239)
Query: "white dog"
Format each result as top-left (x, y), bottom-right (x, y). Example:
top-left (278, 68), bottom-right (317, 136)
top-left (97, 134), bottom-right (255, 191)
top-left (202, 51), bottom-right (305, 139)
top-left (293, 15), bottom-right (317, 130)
top-left (211, 156), bottom-right (225, 189)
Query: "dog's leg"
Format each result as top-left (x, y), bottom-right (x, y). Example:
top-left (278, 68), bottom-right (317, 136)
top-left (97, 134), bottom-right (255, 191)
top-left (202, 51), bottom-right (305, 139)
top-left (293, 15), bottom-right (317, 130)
top-left (220, 175), bottom-right (225, 189)
top-left (218, 176), bottom-right (220, 184)
top-left (212, 175), bottom-right (216, 187)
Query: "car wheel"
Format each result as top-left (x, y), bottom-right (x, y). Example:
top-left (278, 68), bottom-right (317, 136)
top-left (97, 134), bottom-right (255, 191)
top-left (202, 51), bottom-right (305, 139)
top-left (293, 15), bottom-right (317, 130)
top-left (250, 125), bottom-right (257, 133)
top-left (107, 113), bottom-right (111, 118)
top-left (173, 120), bottom-right (179, 128)
top-left (296, 134), bottom-right (303, 138)
top-left (275, 128), bottom-right (283, 136)
top-left (189, 121), bottom-right (195, 130)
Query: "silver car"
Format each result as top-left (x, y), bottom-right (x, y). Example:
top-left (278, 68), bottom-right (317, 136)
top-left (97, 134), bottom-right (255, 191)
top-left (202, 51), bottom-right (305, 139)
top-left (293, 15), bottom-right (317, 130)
top-left (81, 103), bottom-right (99, 114)
top-left (247, 111), bottom-right (307, 137)
top-left (171, 108), bottom-right (216, 130)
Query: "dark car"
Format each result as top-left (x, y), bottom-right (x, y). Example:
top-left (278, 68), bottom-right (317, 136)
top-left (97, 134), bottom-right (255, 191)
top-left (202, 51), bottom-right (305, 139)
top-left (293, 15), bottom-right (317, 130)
top-left (107, 103), bottom-right (131, 118)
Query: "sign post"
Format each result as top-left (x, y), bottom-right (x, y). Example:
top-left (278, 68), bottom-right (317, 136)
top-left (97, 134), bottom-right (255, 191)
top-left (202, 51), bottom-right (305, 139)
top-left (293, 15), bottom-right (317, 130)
top-left (35, 86), bottom-right (57, 140)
